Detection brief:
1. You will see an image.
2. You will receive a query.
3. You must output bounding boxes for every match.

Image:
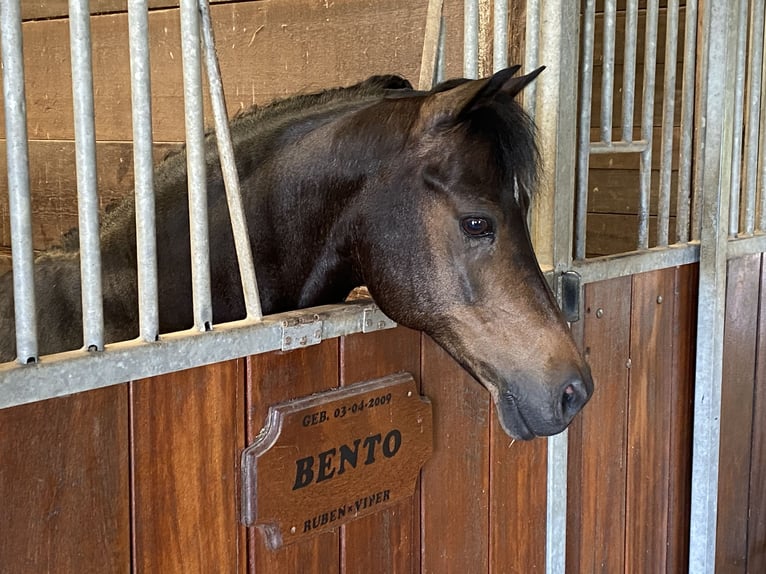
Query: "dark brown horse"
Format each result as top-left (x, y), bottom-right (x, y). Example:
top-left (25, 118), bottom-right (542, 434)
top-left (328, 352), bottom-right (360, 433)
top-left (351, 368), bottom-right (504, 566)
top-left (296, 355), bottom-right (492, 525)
top-left (0, 67), bottom-right (592, 439)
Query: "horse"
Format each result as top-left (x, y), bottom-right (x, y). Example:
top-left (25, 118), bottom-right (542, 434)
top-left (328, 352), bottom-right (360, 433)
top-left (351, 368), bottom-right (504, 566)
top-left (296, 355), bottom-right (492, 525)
top-left (0, 66), bottom-right (593, 439)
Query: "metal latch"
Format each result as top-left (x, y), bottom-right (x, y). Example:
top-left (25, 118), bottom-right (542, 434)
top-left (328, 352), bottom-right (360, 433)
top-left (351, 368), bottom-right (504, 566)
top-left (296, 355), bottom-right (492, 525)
top-left (559, 270), bottom-right (582, 323)
top-left (362, 305), bottom-right (397, 333)
top-left (281, 315), bottom-right (323, 351)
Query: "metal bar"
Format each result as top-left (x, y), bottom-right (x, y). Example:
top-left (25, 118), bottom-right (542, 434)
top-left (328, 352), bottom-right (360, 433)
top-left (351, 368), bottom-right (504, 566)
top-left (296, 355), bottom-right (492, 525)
top-left (621, 0), bottom-right (639, 142)
top-left (600, 0), bottom-right (617, 143)
top-left (689, 0), bottom-right (738, 569)
top-left (657, 0), bottom-right (680, 246)
top-left (464, 0), bottom-right (479, 78)
top-left (727, 232), bottom-right (766, 259)
top-left (532, 1), bottom-right (580, 572)
top-left (436, 15), bottom-right (447, 85)
top-left (419, 0), bottom-right (445, 90)
top-left (128, 0), bottom-right (160, 342)
top-left (198, 0), bottom-right (263, 321)
top-left (575, 0), bottom-right (596, 260)
top-left (572, 243), bottom-right (700, 285)
top-left (637, 0), bottom-right (659, 249)
top-left (676, 0), bottom-right (698, 243)
top-left (477, 0), bottom-right (491, 78)
top-left (180, 0), bottom-right (213, 331)
top-left (0, 301), bottom-right (395, 409)
top-left (760, 21), bottom-right (766, 232)
top-left (743, 0), bottom-right (765, 234)
top-left (522, 0), bottom-right (540, 120)
top-left (1, 0), bottom-right (38, 364)
top-left (493, 0), bottom-right (508, 72)
top-left (728, 0), bottom-right (749, 236)
top-left (589, 140), bottom-right (650, 154)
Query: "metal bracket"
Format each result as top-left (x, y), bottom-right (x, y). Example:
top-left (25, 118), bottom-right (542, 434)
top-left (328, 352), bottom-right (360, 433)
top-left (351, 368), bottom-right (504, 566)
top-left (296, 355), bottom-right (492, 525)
top-left (362, 306), bottom-right (397, 333)
top-left (559, 270), bottom-right (582, 323)
top-left (281, 315), bottom-right (323, 351)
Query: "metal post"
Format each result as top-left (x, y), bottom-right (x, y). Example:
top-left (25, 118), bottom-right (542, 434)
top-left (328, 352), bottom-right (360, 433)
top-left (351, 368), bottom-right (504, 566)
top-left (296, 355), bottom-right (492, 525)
top-left (493, 0), bottom-right (508, 72)
top-left (600, 0), bottom-right (616, 144)
top-left (621, 0), bottom-right (639, 143)
top-left (464, 0), bottom-right (478, 78)
top-left (180, 0), bottom-right (213, 331)
top-left (1, 0), bottom-right (38, 364)
top-left (742, 0), bottom-right (764, 235)
top-left (689, 0), bottom-right (738, 570)
top-left (128, 0), bottom-right (160, 342)
top-left (676, 0), bottom-right (698, 243)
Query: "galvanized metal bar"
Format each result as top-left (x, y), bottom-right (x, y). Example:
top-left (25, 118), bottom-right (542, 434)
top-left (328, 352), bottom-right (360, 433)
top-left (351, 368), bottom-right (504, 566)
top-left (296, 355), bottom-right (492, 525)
top-left (493, 0), bottom-right (508, 72)
top-left (464, 0), bottom-right (479, 78)
top-left (728, 0), bottom-right (749, 236)
top-left (198, 0), bottom-right (263, 321)
top-left (742, 0), bottom-right (765, 235)
top-left (727, 233), bottom-right (766, 259)
top-left (128, 0), bottom-right (160, 342)
top-left (657, 0), bottom-right (680, 247)
top-left (575, 0), bottom-right (596, 260)
top-left (760, 23), bottom-right (766, 232)
top-left (589, 140), bottom-right (649, 154)
top-left (637, 0), bottom-right (659, 249)
top-left (522, 0), bottom-right (540, 120)
top-left (1, 0), bottom-right (38, 364)
top-left (572, 243), bottom-right (699, 285)
top-left (436, 15), bottom-right (447, 85)
top-left (180, 0), bottom-right (213, 331)
top-left (419, 0), bottom-right (445, 90)
top-left (689, 0), bottom-right (738, 569)
top-left (599, 0), bottom-right (616, 143)
top-left (676, 0), bottom-right (698, 243)
top-left (532, 1), bottom-right (580, 572)
top-left (621, 0), bottom-right (639, 142)
top-left (0, 301), bottom-right (395, 410)
top-left (477, 0), bottom-right (492, 78)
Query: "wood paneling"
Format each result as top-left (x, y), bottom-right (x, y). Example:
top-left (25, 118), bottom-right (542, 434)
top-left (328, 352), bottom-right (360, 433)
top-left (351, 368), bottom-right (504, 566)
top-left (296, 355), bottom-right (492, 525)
top-left (131, 360), bottom-right (246, 574)
top-left (339, 327), bottom-right (422, 574)
top-left (246, 341), bottom-right (340, 574)
top-left (420, 335), bottom-right (491, 574)
top-left (0, 387), bottom-right (130, 574)
top-left (716, 255), bottom-right (762, 572)
top-left (567, 276), bottom-right (632, 573)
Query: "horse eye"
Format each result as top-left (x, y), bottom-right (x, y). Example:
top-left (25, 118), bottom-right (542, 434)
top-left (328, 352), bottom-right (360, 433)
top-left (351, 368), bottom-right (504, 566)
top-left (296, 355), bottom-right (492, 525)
top-left (461, 216), bottom-right (493, 237)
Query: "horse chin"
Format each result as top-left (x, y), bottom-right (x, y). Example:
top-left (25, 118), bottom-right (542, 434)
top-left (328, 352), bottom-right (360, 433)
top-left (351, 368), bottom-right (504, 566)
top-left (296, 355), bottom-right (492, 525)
top-left (495, 395), bottom-right (538, 441)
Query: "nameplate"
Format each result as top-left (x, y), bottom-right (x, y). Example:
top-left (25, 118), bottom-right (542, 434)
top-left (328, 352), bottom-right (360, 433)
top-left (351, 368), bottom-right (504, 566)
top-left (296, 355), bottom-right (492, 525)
top-left (240, 373), bottom-right (432, 549)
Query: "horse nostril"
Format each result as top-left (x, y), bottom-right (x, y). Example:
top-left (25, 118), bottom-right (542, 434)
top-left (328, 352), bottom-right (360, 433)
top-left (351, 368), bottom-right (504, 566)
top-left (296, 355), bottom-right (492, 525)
top-left (559, 377), bottom-right (590, 421)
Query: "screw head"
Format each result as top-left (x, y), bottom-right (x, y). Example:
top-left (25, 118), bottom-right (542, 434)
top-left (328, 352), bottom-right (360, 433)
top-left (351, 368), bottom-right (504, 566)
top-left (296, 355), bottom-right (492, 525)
top-left (596, 308), bottom-right (604, 318)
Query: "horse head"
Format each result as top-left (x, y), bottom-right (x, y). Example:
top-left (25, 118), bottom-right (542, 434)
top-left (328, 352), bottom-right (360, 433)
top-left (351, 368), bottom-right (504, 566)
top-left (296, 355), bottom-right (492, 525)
top-left (352, 67), bottom-right (593, 439)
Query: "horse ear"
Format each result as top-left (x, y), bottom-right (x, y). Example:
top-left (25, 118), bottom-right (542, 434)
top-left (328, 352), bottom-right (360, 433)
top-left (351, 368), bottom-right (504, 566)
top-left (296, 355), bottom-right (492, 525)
top-left (418, 65), bottom-right (544, 129)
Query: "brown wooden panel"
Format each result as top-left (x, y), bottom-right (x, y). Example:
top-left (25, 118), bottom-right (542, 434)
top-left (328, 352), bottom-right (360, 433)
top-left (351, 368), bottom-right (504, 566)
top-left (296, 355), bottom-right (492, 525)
top-left (567, 276), bottom-right (632, 573)
top-left (624, 268), bottom-right (676, 572)
top-left (748, 253), bottom-right (766, 572)
top-left (0, 386), bottom-right (130, 573)
top-left (666, 263), bottom-right (697, 573)
top-left (587, 169), bottom-right (679, 216)
top-left (131, 360), bottom-right (246, 573)
top-left (716, 255), bottom-right (761, 572)
top-left (586, 213), bottom-right (677, 257)
top-left (338, 327), bottom-right (422, 574)
top-left (246, 342), bottom-right (340, 574)
top-left (489, 420), bottom-right (547, 572)
top-left (420, 334), bottom-right (490, 573)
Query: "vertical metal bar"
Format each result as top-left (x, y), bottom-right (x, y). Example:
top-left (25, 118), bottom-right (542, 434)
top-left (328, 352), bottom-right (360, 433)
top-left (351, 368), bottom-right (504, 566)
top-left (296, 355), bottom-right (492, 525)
top-left (522, 0), bottom-right (540, 120)
top-left (198, 0), bottom-right (262, 321)
top-left (493, 0), bottom-right (508, 72)
top-left (637, 0), bottom-right (659, 250)
top-left (728, 0), bottom-right (749, 236)
top-left (575, 0), bottom-right (596, 260)
top-left (742, 0), bottom-right (764, 235)
top-left (621, 0), bottom-right (639, 143)
top-left (600, 0), bottom-right (616, 143)
top-left (532, 1), bottom-right (580, 572)
top-left (419, 0), bottom-right (445, 90)
top-left (0, 0), bottom-right (38, 363)
top-left (759, 22), bottom-right (766, 232)
top-left (676, 0), bottom-right (698, 244)
top-left (436, 15), bottom-right (447, 85)
top-left (689, 0), bottom-right (737, 570)
top-left (128, 0), bottom-right (159, 342)
top-left (180, 0), bottom-right (212, 331)
top-left (464, 0), bottom-right (479, 78)
top-left (657, 0), bottom-right (680, 247)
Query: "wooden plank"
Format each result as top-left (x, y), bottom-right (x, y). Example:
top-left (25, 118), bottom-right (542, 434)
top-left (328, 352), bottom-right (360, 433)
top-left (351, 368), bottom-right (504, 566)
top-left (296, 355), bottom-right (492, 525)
top-left (666, 263), bottom-right (697, 573)
top-left (246, 342), bottom-right (340, 574)
top-left (338, 327), bottom-right (422, 574)
top-left (489, 418), bottom-right (547, 572)
top-left (20, 0), bottom-right (230, 22)
top-left (2, 0), bottom-right (467, 142)
top-left (567, 276), bottom-right (632, 573)
top-left (131, 360), bottom-right (246, 574)
top-left (715, 255), bottom-right (761, 572)
top-left (587, 168), bottom-right (679, 216)
top-left (420, 334), bottom-right (490, 573)
top-left (624, 268), bottom-right (676, 572)
top-left (748, 253), bottom-right (766, 572)
top-left (0, 387), bottom-right (130, 573)
top-left (585, 213), bottom-right (677, 257)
